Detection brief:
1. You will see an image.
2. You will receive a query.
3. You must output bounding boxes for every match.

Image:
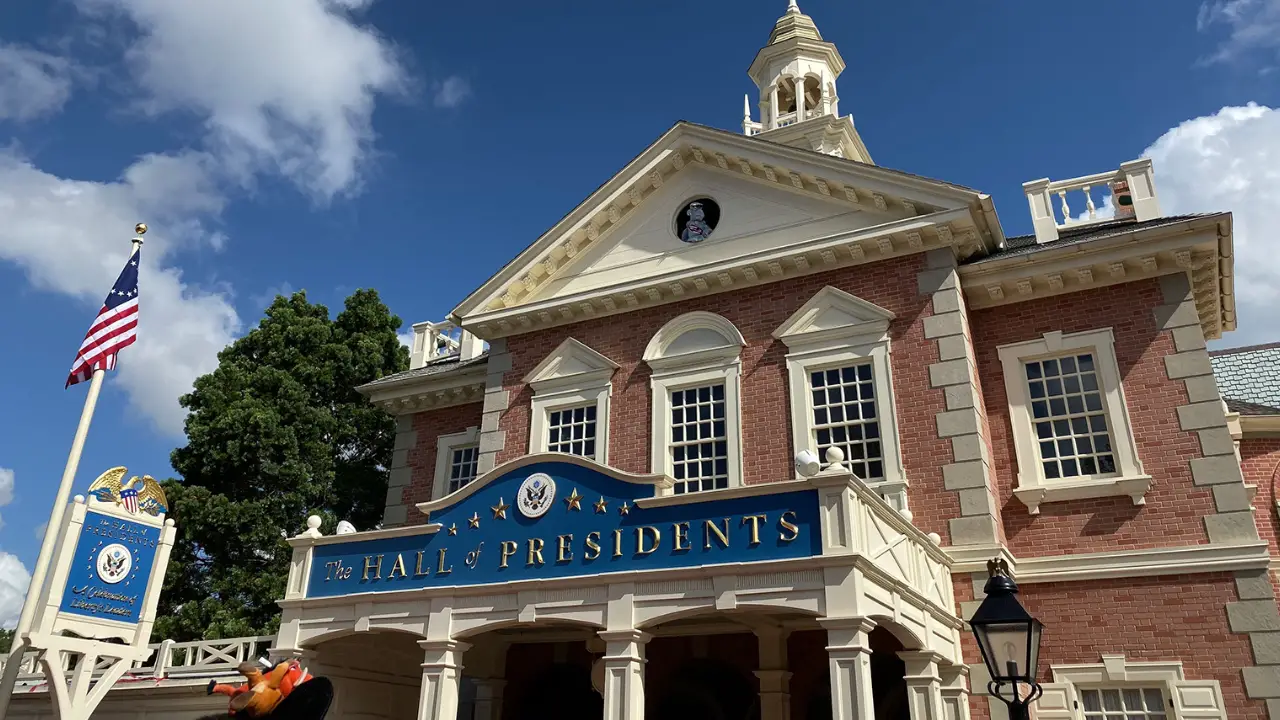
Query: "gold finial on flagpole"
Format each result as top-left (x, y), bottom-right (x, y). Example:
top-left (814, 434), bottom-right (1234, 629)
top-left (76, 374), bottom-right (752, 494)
top-left (133, 222), bottom-right (146, 249)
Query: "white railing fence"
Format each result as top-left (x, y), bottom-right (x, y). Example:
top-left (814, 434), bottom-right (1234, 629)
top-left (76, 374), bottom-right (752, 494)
top-left (408, 320), bottom-right (487, 370)
top-left (1, 635), bottom-right (276, 687)
top-left (1022, 158), bottom-right (1161, 244)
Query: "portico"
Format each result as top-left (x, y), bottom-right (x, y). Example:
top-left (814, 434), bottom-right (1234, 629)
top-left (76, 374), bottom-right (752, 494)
top-left (273, 453), bottom-right (969, 720)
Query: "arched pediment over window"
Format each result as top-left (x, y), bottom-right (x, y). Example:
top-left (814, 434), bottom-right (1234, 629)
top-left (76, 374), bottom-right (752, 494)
top-left (643, 311), bottom-right (746, 372)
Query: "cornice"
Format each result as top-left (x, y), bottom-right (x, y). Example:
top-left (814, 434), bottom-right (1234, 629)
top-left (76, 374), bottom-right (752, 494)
top-left (944, 540), bottom-right (1268, 584)
top-left (1241, 415), bottom-right (1280, 437)
top-left (957, 214), bottom-right (1234, 339)
top-left (360, 365), bottom-right (487, 416)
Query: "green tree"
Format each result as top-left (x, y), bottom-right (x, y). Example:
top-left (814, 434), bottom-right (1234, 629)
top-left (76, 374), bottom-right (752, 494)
top-left (154, 289), bottom-right (408, 641)
top-left (0, 628), bottom-right (13, 654)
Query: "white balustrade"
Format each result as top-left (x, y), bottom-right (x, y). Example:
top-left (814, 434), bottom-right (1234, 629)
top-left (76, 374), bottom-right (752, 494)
top-left (408, 320), bottom-right (488, 369)
top-left (1022, 158), bottom-right (1161, 244)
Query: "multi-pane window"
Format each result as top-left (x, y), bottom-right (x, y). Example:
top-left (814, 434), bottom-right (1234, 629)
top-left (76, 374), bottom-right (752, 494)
top-left (447, 445), bottom-right (479, 494)
top-left (548, 405), bottom-right (598, 459)
top-left (670, 384), bottom-right (728, 494)
top-left (810, 363), bottom-right (883, 481)
top-left (1025, 353), bottom-right (1117, 479)
top-left (1079, 688), bottom-right (1167, 720)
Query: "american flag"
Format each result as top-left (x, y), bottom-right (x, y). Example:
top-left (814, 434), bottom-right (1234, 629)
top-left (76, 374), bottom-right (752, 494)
top-left (66, 248), bottom-right (140, 388)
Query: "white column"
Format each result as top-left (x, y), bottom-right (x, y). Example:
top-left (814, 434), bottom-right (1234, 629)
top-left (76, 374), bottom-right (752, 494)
top-left (472, 679), bottom-right (506, 720)
top-left (769, 85), bottom-right (780, 129)
top-left (796, 77), bottom-right (807, 120)
top-left (754, 627), bottom-right (792, 720)
top-left (939, 664), bottom-right (973, 720)
top-left (599, 630), bottom-right (649, 720)
top-left (417, 640), bottom-right (470, 720)
top-left (900, 651), bottom-right (947, 720)
top-left (822, 618), bottom-right (877, 720)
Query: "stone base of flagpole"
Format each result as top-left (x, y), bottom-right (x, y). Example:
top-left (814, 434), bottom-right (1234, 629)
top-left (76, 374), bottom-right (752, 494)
top-left (0, 366), bottom-right (107, 717)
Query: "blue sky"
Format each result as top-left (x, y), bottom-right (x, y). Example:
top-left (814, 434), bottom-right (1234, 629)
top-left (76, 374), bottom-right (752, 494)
top-left (1, 0), bottom-right (1278, 625)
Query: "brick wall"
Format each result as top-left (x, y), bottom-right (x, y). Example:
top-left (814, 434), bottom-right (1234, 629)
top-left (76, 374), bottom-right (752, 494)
top-left (970, 278), bottom-right (1217, 556)
top-left (1240, 438), bottom-right (1280, 558)
top-left (491, 254), bottom-right (963, 542)
top-left (399, 402), bottom-right (484, 509)
top-left (1019, 572), bottom-right (1265, 720)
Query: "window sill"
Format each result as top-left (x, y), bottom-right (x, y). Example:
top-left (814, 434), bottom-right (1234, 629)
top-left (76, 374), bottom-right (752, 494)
top-left (1013, 474), bottom-right (1153, 515)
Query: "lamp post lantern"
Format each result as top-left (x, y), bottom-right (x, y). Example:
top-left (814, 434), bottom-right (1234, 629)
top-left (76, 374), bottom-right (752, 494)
top-left (969, 558), bottom-right (1044, 720)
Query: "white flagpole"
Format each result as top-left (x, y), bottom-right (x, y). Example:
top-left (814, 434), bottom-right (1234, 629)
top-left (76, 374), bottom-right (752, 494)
top-left (0, 226), bottom-right (145, 715)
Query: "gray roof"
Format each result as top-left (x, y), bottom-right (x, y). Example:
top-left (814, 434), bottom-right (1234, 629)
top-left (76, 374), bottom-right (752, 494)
top-left (1211, 343), bottom-right (1280, 414)
top-left (966, 214), bottom-right (1217, 264)
top-left (360, 352), bottom-right (489, 391)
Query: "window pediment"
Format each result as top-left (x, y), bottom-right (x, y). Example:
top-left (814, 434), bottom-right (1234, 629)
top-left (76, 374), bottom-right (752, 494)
top-left (643, 311), bottom-right (745, 372)
top-left (773, 286), bottom-right (895, 352)
top-left (523, 338), bottom-right (619, 393)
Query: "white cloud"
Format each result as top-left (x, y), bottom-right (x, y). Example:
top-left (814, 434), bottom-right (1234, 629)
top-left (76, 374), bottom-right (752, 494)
top-left (0, 468), bottom-right (12, 532)
top-left (0, 552), bottom-right (31, 630)
top-left (398, 329), bottom-right (415, 349)
top-left (1197, 0), bottom-right (1280, 67)
top-left (0, 44), bottom-right (75, 121)
top-left (0, 150), bottom-right (240, 435)
top-left (1140, 103), bottom-right (1280, 347)
top-left (78, 0), bottom-right (406, 200)
top-left (433, 76), bottom-right (470, 109)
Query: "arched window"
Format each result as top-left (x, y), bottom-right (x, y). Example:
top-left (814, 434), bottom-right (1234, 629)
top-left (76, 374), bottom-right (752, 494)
top-left (643, 312), bottom-right (746, 495)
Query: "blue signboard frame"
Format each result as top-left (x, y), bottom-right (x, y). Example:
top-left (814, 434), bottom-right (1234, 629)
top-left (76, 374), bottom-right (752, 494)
top-left (59, 510), bottom-right (161, 624)
top-left (306, 460), bottom-right (823, 598)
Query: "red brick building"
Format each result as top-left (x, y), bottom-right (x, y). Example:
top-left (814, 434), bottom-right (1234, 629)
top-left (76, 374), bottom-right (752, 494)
top-left (266, 5), bottom-right (1273, 720)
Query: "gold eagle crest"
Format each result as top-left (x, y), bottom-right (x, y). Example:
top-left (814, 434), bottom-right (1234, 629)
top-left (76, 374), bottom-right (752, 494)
top-left (87, 466), bottom-right (169, 517)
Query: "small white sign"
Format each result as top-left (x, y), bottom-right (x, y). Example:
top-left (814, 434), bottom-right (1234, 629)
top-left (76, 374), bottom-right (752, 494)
top-left (95, 543), bottom-right (133, 585)
top-left (516, 473), bottom-right (556, 519)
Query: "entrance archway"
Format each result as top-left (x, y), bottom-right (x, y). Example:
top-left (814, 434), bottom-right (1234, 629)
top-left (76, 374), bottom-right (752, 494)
top-left (792, 625), bottom-right (910, 720)
top-left (307, 630), bottom-right (424, 720)
top-left (648, 657), bottom-right (759, 720)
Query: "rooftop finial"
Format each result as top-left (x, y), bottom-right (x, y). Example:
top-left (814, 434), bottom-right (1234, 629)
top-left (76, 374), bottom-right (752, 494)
top-left (787, 0), bottom-right (800, 12)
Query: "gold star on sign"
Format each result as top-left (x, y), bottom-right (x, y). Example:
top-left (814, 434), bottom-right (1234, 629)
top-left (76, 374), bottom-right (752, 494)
top-left (491, 498), bottom-right (509, 520)
top-left (618, 501), bottom-right (631, 516)
top-left (448, 523), bottom-right (458, 536)
top-left (564, 488), bottom-right (583, 511)
top-left (468, 512), bottom-right (481, 529)
top-left (594, 496), bottom-right (608, 514)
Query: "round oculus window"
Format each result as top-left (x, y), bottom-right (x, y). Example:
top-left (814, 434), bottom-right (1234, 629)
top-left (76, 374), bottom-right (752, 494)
top-left (674, 198), bottom-right (720, 244)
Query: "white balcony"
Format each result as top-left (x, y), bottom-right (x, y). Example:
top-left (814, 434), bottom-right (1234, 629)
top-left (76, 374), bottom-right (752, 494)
top-left (1022, 158), bottom-right (1162, 244)
top-left (408, 319), bottom-right (487, 369)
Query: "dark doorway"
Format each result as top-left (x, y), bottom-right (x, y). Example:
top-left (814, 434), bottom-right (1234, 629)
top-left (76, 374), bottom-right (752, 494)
top-left (505, 662), bottom-right (601, 720)
top-left (799, 627), bottom-right (909, 720)
top-left (648, 658), bottom-right (760, 720)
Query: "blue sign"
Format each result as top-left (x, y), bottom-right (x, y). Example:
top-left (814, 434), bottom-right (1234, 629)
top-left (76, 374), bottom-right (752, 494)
top-left (59, 511), bottom-right (161, 624)
top-left (306, 461), bottom-right (822, 598)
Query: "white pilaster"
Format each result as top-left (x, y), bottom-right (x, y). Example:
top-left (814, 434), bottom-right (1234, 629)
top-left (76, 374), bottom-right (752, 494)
top-left (900, 651), bottom-right (947, 720)
top-left (796, 77), bottom-right (807, 120)
top-left (754, 626), bottom-right (793, 720)
top-left (939, 664), bottom-right (973, 720)
top-left (822, 618), bottom-right (877, 720)
top-left (472, 678), bottom-right (506, 720)
top-left (770, 85), bottom-right (780, 129)
top-left (599, 630), bottom-right (650, 720)
top-left (417, 640), bottom-right (470, 720)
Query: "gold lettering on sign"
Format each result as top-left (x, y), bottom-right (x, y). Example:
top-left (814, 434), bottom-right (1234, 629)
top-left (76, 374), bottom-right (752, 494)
top-left (778, 511), bottom-right (800, 543)
top-left (436, 548), bottom-right (453, 575)
top-left (672, 522), bottom-right (691, 551)
top-left (612, 529), bottom-right (623, 558)
top-left (388, 553), bottom-right (408, 579)
top-left (704, 518), bottom-right (731, 549)
top-left (585, 531), bottom-right (601, 560)
top-left (557, 534), bottom-right (574, 563)
top-left (528, 538), bottom-right (545, 566)
top-left (362, 555), bottom-right (383, 581)
top-left (636, 526), bottom-right (661, 555)
top-left (741, 514), bottom-right (767, 546)
top-left (499, 541), bottom-right (518, 569)
top-left (414, 551), bottom-right (430, 577)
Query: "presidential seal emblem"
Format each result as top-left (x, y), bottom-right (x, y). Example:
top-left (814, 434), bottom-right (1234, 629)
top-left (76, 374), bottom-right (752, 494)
top-left (516, 473), bottom-right (556, 519)
top-left (96, 543), bottom-right (132, 585)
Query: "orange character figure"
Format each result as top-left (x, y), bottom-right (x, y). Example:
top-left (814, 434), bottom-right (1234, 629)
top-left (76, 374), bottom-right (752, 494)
top-left (207, 659), bottom-right (315, 718)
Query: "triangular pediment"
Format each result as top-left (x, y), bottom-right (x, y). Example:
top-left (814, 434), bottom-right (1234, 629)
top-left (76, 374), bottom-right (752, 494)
top-left (773, 286), bottom-right (894, 350)
top-left (523, 338), bottom-right (619, 391)
top-left (453, 122), bottom-right (992, 339)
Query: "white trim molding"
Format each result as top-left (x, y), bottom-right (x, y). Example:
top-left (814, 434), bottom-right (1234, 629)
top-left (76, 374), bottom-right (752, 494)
top-left (433, 426), bottom-right (481, 501)
top-left (773, 286), bottom-right (907, 503)
top-left (643, 311), bottom-right (746, 495)
top-left (1037, 655), bottom-right (1226, 720)
top-left (945, 540), bottom-right (1269, 583)
top-left (523, 338), bottom-right (619, 463)
top-left (997, 328), bottom-right (1150, 514)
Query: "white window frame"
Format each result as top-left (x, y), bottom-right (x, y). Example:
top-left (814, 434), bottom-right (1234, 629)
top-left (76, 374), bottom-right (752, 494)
top-left (433, 427), bottom-right (481, 500)
top-left (643, 311), bottom-right (746, 496)
top-left (997, 328), bottom-right (1150, 514)
top-left (1036, 655), bottom-right (1225, 720)
top-left (773, 286), bottom-right (907, 506)
top-left (523, 337), bottom-right (617, 464)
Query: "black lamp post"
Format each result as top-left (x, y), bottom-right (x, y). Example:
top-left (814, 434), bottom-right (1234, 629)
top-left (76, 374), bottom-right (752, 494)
top-left (969, 558), bottom-right (1044, 720)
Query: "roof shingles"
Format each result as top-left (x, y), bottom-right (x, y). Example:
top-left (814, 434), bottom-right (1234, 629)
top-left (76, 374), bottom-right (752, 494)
top-left (1210, 344), bottom-right (1280, 414)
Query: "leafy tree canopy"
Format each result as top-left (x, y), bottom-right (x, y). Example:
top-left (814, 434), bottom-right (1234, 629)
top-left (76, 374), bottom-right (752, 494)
top-left (154, 289), bottom-right (408, 641)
